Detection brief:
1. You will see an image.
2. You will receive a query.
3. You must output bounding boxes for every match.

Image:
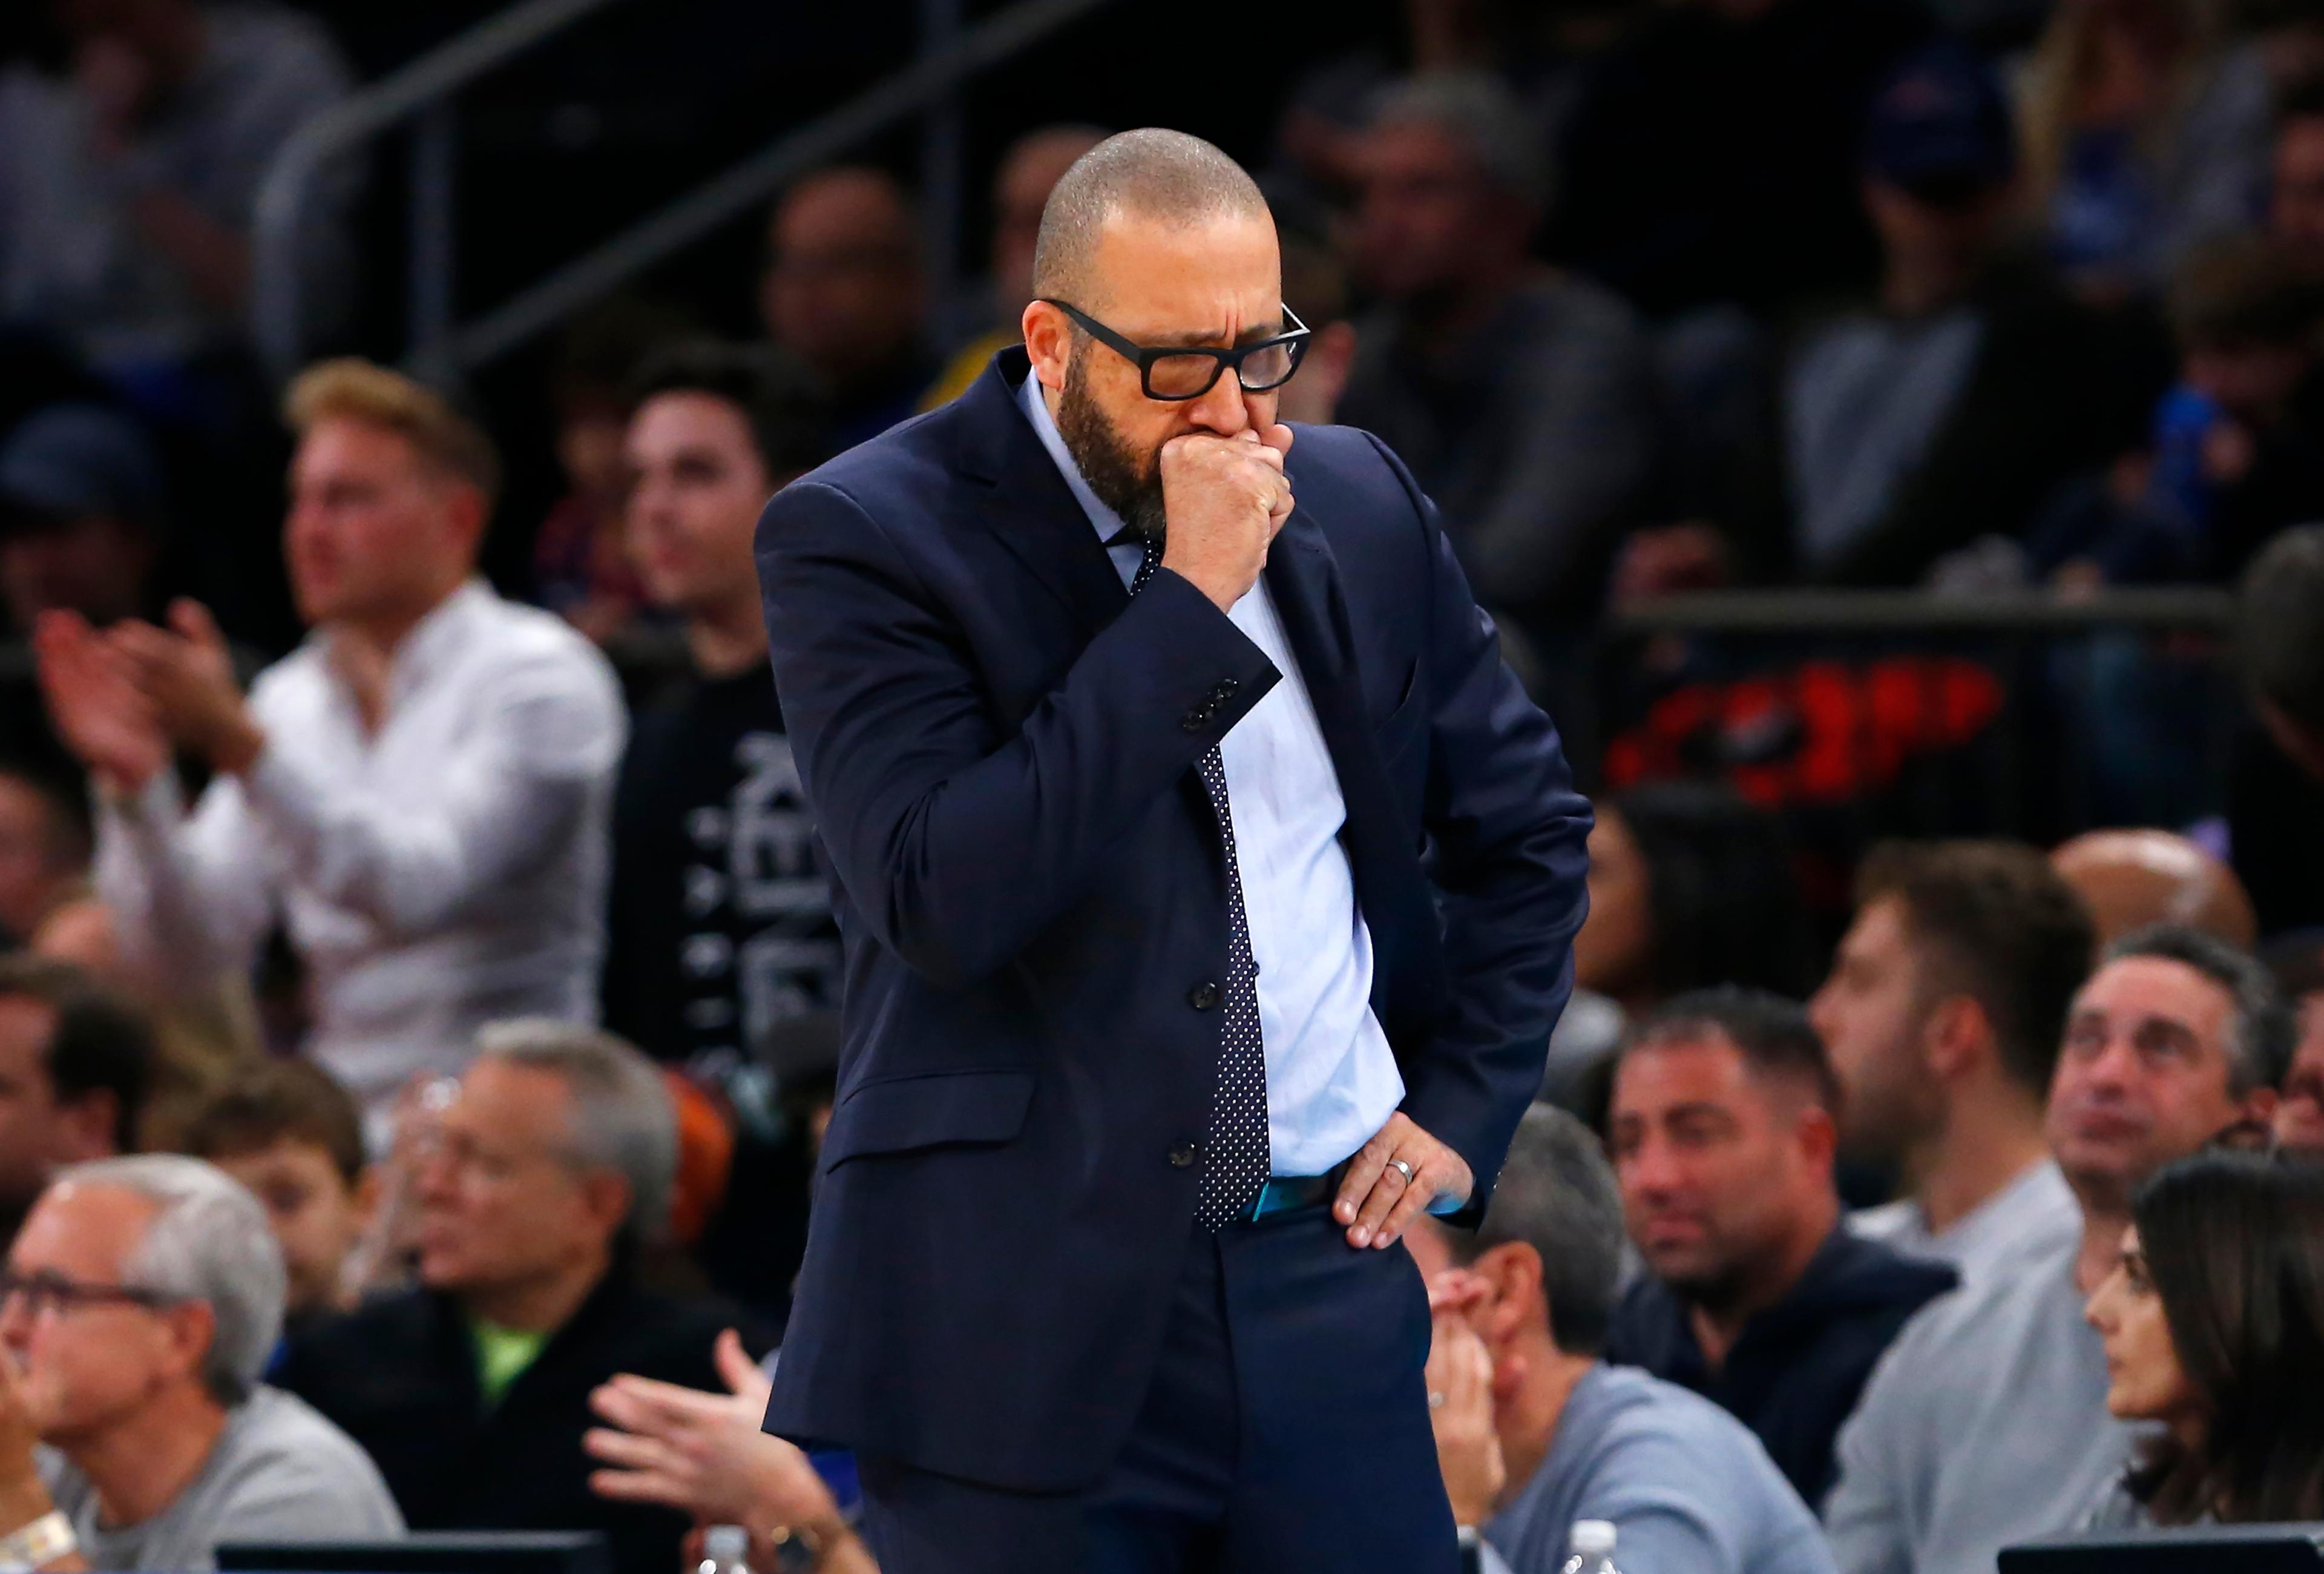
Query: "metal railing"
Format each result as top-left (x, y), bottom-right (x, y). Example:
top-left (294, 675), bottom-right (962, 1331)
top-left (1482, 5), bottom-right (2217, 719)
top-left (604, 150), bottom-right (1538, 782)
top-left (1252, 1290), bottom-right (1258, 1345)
top-left (251, 0), bottom-right (1124, 387)
top-left (250, 0), bottom-right (629, 383)
top-left (1593, 587), bottom-right (2244, 845)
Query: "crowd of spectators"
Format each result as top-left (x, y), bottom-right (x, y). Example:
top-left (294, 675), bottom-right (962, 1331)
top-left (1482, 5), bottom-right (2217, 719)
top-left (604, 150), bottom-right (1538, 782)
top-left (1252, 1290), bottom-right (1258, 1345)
top-left (7, 0), bottom-right (2324, 1571)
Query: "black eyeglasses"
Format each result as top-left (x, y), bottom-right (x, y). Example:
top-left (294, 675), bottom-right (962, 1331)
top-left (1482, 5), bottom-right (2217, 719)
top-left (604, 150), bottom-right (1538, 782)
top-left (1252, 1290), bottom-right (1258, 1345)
top-left (1040, 299), bottom-right (1310, 401)
top-left (0, 1268), bottom-right (181, 1319)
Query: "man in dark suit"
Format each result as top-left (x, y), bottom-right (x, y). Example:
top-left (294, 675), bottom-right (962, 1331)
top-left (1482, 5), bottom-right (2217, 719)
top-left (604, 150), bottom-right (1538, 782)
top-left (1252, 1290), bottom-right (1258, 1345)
top-left (754, 128), bottom-right (1592, 1573)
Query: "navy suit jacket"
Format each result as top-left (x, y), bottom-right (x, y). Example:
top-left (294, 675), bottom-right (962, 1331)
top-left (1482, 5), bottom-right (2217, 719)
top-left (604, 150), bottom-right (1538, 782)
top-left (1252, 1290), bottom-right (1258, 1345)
top-left (753, 348), bottom-right (1592, 1491)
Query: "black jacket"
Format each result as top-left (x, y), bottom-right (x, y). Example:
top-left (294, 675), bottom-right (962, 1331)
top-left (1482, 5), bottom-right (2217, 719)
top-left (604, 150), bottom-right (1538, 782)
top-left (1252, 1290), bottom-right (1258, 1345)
top-left (277, 1271), bottom-right (755, 1574)
top-left (1604, 1224), bottom-right (1957, 1506)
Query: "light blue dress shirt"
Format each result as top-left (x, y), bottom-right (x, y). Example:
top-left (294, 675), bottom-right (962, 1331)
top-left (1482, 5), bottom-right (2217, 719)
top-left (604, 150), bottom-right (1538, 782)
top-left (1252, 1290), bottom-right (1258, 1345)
top-left (1019, 370), bottom-right (1404, 1177)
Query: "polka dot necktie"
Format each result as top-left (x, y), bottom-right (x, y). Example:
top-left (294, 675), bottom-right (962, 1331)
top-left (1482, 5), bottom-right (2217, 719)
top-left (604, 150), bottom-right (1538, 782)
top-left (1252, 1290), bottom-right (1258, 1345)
top-left (1124, 530), bottom-right (1270, 1230)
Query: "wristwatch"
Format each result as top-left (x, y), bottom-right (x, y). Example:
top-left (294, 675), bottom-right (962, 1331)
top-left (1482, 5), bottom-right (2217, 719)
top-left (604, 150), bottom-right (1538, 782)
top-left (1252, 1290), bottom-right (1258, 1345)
top-left (1455, 1523), bottom-right (1483, 1574)
top-left (0, 1510), bottom-right (76, 1570)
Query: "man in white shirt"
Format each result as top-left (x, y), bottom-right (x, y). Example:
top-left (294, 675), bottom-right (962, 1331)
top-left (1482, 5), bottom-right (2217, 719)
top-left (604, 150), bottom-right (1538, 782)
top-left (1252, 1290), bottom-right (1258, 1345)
top-left (1809, 841), bottom-right (2092, 1282)
top-left (33, 360), bottom-right (625, 1133)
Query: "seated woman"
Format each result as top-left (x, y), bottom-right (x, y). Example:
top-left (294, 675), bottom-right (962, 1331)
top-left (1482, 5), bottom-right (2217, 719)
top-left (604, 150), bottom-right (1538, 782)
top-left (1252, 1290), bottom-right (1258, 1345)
top-left (2081, 1150), bottom-right (2324, 1529)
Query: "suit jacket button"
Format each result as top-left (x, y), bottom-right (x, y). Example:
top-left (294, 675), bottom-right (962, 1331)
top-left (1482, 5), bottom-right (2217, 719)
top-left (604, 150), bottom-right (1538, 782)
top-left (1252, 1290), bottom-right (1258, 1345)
top-left (1168, 1144), bottom-right (1198, 1168)
top-left (1212, 677), bottom-right (1239, 702)
top-left (1181, 705), bottom-right (1213, 733)
top-left (1187, 981), bottom-right (1220, 1010)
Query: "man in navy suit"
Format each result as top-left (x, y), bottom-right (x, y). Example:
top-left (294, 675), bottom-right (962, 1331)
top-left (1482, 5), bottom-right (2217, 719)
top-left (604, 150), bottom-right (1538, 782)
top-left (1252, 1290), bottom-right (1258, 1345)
top-left (753, 129), bottom-right (1593, 1573)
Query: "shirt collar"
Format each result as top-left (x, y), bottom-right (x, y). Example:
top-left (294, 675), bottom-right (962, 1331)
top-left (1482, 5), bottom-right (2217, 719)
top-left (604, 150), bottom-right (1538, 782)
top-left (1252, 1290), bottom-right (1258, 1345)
top-left (1017, 363), bottom-right (1128, 549)
top-left (383, 578), bottom-right (491, 697)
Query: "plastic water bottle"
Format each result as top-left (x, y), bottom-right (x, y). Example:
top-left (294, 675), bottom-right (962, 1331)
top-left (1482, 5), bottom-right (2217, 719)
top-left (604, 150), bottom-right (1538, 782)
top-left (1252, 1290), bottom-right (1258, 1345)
top-left (1559, 1519), bottom-right (1620, 1574)
top-left (697, 1524), bottom-right (752, 1574)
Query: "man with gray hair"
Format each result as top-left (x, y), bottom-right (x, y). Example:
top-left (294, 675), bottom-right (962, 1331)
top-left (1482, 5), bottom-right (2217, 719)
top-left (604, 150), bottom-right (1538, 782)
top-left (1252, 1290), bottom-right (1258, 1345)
top-left (1337, 72), bottom-right (1661, 656)
top-left (1411, 1106), bottom-right (1835, 1574)
top-left (278, 1021), bottom-right (759, 1574)
top-left (1823, 924), bottom-right (2290, 1574)
top-left (0, 1154), bottom-right (400, 1570)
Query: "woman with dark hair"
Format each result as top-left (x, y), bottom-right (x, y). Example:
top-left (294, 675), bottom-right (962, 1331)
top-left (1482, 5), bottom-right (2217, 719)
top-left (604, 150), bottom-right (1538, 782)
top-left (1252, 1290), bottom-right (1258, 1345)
top-left (1546, 782), bottom-right (1815, 1111)
top-left (2080, 1150), bottom-right (2324, 1528)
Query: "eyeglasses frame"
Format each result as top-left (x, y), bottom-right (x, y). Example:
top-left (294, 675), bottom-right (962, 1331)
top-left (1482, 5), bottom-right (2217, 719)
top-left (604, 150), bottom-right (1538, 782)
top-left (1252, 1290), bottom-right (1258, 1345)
top-left (1038, 298), bottom-right (1311, 401)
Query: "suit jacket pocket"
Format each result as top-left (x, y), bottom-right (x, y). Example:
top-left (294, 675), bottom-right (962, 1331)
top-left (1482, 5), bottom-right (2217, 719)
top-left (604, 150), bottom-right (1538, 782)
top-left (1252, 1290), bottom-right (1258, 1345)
top-left (821, 1067), bottom-right (1036, 1170)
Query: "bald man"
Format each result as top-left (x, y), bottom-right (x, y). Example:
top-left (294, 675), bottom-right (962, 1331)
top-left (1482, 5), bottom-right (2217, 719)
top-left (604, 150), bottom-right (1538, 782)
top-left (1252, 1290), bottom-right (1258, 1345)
top-left (753, 130), bottom-right (1591, 1571)
top-left (2050, 829), bottom-right (2257, 950)
top-left (760, 166), bottom-right (933, 447)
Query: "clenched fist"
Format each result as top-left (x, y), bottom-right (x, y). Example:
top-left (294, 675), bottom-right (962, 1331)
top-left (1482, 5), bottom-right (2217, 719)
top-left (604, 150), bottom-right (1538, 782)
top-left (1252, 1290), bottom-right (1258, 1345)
top-left (1158, 426), bottom-right (1295, 611)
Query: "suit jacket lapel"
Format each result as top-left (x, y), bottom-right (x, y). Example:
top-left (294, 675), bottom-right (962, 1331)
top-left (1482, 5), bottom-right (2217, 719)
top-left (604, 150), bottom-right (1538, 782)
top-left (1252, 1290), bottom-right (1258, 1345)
top-left (1263, 512), bottom-right (1445, 1039)
top-left (956, 349), bottom-right (1126, 639)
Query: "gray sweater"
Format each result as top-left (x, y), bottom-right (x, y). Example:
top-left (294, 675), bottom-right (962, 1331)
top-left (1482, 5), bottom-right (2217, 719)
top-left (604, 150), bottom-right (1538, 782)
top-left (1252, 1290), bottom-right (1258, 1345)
top-left (1482, 1364), bottom-right (1836, 1574)
top-left (1821, 1221), bottom-right (2148, 1574)
top-left (41, 1386), bottom-right (404, 1572)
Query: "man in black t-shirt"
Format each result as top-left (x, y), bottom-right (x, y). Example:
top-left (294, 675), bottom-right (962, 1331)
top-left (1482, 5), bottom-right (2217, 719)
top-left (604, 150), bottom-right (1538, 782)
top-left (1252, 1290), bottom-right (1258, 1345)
top-left (603, 343), bottom-right (836, 1072)
top-left (602, 343), bottom-right (835, 1321)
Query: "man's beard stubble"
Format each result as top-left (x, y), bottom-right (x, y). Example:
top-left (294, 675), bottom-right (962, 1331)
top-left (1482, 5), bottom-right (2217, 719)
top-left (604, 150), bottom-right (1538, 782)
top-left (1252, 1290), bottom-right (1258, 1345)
top-left (1056, 349), bottom-right (1167, 541)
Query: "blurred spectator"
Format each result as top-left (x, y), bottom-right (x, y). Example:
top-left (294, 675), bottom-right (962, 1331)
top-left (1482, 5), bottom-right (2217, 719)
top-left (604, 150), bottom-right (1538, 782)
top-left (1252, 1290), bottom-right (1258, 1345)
top-left (0, 768), bottom-right (90, 947)
top-left (1811, 841), bottom-right (2092, 1279)
top-left (2229, 524), bottom-right (2324, 933)
top-left (1823, 926), bottom-right (2291, 1574)
top-left (2079, 1151), bottom-right (2324, 1530)
top-left (0, 0), bottom-right (355, 378)
top-left (1779, 47), bottom-right (2160, 590)
top-left (585, 1331), bottom-right (873, 1574)
top-left (2050, 828), bottom-right (2257, 946)
top-left (182, 1058), bottom-right (370, 1331)
top-left (36, 360), bottom-right (626, 1135)
top-left (2270, 76), bottom-right (2324, 276)
top-left (531, 300), bottom-right (695, 652)
top-left (1339, 73), bottom-right (1661, 647)
top-left (0, 404), bottom-right (165, 629)
top-left (2034, 235), bottom-right (2324, 585)
top-left (1549, 784), bottom-right (1815, 1110)
top-left (27, 895), bottom-right (257, 1156)
top-left (0, 957), bottom-right (152, 1250)
top-left (2017, 0), bottom-right (2272, 299)
top-left (602, 342), bottom-right (838, 1067)
top-left (1273, 230), bottom-right (1359, 427)
top-left (1267, 0), bottom-right (1641, 218)
top-left (759, 168), bottom-right (933, 451)
top-left (277, 1022), bottom-right (755, 1574)
top-left (2, 1155), bottom-right (401, 1570)
top-left (922, 125), bottom-right (1108, 409)
top-left (1548, 0), bottom-right (1926, 320)
top-left (1408, 1105), bottom-right (1837, 1574)
top-left (2263, 933), bottom-right (2324, 1150)
top-left (1604, 989), bottom-right (1957, 1506)
top-left (1574, 786), bottom-right (1817, 1013)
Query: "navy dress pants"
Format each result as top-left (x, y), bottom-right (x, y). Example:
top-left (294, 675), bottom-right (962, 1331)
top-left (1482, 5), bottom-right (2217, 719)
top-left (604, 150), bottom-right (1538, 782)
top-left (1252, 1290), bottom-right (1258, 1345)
top-left (858, 1203), bottom-right (1459, 1573)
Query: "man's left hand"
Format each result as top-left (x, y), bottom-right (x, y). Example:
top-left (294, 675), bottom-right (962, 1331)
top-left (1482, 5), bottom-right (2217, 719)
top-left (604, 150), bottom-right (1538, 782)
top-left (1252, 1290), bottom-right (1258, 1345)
top-left (1334, 1111), bottom-right (1472, 1250)
top-left (111, 601), bottom-right (263, 774)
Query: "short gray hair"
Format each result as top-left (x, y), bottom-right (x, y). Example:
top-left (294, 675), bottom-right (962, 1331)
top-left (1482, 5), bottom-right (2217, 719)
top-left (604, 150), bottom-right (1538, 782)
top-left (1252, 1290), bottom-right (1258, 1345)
top-left (1030, 128), bottom-right (1270, 305)
top-left (1370, 72), bottom-right (1550, 211)
top-left (2104, 924), bottom-right (2294, 1096)
top-left (476, 1019), bottom-right (676, 1243)
top-left (53, 1154), bottom-right (285, 1405)
top-left (1443, 1105), bottom-right (1626, 1357)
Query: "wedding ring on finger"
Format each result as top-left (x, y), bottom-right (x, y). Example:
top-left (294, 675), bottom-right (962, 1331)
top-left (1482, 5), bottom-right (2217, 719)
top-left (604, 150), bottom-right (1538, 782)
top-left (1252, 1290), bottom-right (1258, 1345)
top-left (1387, 1158), bottom-right (1416, 1184)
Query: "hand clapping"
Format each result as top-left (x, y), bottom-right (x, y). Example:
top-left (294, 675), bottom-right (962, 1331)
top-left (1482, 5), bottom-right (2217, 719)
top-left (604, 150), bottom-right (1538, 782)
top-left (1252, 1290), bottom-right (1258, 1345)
top-left (34, 598), bottom-right (263, 787)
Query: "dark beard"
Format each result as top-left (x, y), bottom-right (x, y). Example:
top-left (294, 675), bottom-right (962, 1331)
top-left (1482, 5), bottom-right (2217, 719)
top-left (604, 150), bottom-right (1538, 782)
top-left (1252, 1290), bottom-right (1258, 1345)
top-left (1056, 349), bottom-right (1167, 541)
